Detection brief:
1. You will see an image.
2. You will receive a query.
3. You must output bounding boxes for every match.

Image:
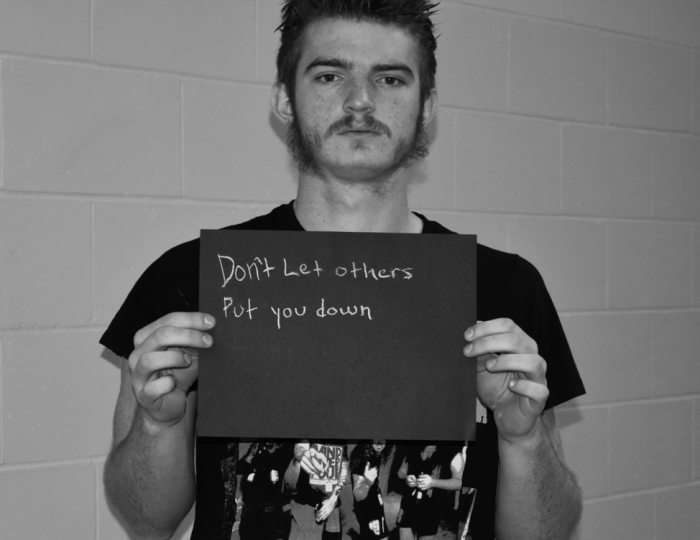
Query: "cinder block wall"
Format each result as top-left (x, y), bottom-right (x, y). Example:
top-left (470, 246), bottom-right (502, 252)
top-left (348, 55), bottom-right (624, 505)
top-left (0, 1), bottom-right (698, 538)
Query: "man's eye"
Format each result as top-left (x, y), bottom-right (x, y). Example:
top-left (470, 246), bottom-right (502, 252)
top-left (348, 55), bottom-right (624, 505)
top-left (380, 76), bottom-right (404, 86)
top-left (317, 74), bottom-right (340, 83)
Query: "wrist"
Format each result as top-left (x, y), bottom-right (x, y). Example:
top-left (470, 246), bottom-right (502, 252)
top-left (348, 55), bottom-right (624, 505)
top-left (497, 416), bottom-right (547, 455)
top-left (137, 406), bottom-right (185, 436)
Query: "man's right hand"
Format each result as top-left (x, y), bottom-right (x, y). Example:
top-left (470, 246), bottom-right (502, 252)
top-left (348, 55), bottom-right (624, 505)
top-left (128, 312), bottom-right (215, 426)
top-left (406, 474), bottom-right (417, 488)
top-left (363, 462), bottom-right (378, 484)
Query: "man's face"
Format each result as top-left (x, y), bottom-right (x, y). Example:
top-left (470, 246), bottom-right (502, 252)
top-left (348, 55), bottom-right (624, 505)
top-left (286, 18), bottom-right (433, 182)
top-left (372, 441), bottom-right (386, 454)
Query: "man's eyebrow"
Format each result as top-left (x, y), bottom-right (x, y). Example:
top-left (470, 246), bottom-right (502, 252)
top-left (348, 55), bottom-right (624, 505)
top-left (372, 63), bottom-right (415, 78)
top-left (303, 58), bottom-right (415, 79)
top-left (304, 57), bottom-right (355, 74)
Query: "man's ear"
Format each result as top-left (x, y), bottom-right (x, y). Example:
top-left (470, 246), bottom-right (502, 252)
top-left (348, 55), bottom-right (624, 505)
top-left (422, 88), bottom-right (439, 127)
top-left (270, 83), bottom-right (294, 124)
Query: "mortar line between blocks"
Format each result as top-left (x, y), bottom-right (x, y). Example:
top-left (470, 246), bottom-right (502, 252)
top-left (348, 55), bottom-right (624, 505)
top-left (604, 222), bottom-right (610, 309)
top-left (255, 0), bottom-right (260, 80)
top-left (558, 124), bottom-right (563, 214)
top-left (89, 0), bottom-right (94, 60)
top-left (91, 203), bottom-right (96, 325)
top-left (180, 81), bottom-right (185, 197)
top-left (0, 338), bottom-right (4, 464)
top-left (506, 17), bottom-right (511, 113)
top-left (0, 59), bottom-right (4, 189)
top-left (692, 397), bottom-right (696, 481)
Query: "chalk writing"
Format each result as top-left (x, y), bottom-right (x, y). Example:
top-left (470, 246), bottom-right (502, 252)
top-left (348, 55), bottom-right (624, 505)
top-left (222, 297), bottom-right (258, 319)
top-left (218, 255), bottom-right (275, 287)
top-left (283, 258), bottom-right (323, 277)
top-left (271, 305), bottom-right (307, 330)
top-left (215, 255), bottom-right (409, 328)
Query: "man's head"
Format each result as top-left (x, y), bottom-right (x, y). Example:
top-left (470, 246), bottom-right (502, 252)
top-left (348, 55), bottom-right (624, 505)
top-left (276, 0), bottom-right (439, 109)
top-left (271, 0), bottom-right (440, 180)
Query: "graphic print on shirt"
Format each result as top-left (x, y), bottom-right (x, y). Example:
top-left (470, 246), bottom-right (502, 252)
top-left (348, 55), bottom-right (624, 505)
top-left (307, 443), bottom-right (344, 492)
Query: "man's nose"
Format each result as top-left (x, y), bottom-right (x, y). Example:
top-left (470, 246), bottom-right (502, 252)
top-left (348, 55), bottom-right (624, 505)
top-left (343, 79), bottom-right (376, 115)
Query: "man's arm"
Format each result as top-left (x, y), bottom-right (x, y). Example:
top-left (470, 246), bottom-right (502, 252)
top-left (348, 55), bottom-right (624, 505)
top-left (416, 452), bottom-right (463, 491)
top-left (465, 318), bottom-right (582, 540)
top-left (496, 409), bottom-right (581, 540)
top-left (103, 312), bottom-right (214, 540)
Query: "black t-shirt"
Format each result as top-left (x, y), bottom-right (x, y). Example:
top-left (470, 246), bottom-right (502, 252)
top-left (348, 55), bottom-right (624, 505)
top-left (100, 201), bottom-right (585, 540)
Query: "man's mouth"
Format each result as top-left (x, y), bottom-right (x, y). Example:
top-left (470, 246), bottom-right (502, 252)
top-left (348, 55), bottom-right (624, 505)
top-left (326, 114), bottom-right (392, 138)
top-left (337, 128), bottom-right (380, 135)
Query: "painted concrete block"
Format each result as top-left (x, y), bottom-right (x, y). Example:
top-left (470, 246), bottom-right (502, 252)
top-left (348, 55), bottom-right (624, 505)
top-left (574, 494), bottom-right (654, 540)
top-left (608, 35), bottom-right (692, 132)
top-left (0, 0), bottom-right (90, 58)
top-left (182, 80), bottom-right (297, 202)
top-left (434, 3), bottom-right (508, 111)
top-left (3, 60), bottom-right (181, 196)
top-left (2, 331), bottom-right (118, 462)
top-left (560, 0), bottom-right (651, 36)
top-left (258, 0), bottom-right (282, 84)
top-left (561, 312), bottom-right (652, 406)
top-left (609, 400), bottom-right (692, 493)
top-left (555, 406), bottom-right (608, 498)
top-left (454, 112), bottom-right (560, 214)
top-left (509, 18), bottom-right (606, 122)
top-left (0, 198), bottom-right (91, 328)
top-left (508, 218), bottom-right (607, 311)
top-left (608, 221), bottom-right (692, 309)
top-left (454, 0), bottom-right (559, 19)
top-left (695, 224), bottom-right (700, 308)
top-left (651, 134), bottom-right (700, 221)
top-left (0, 465), bottom-right (95, 538)
top-left (562, 125), bottom-right (652, 218)
top-left (651, 0), bottom-right (700, 48)
top-left (651, 310), bottom-right (700, 397)
top-left (407, 109), bottom-right (456, 210)
top-left (694, 52), bottom-right (700, 135)
top-left (695, 398), bottom-right (700, 480)
top-left (93, 0), bottom-right (256, 80)
top-left (655, 483), bottom-right (700, 540)
top-left (94, 202), bottom-right (257, 325)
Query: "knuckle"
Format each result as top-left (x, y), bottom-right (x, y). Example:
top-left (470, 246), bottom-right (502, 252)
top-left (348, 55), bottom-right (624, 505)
top-left (498, 318), bottom-right (514, 330)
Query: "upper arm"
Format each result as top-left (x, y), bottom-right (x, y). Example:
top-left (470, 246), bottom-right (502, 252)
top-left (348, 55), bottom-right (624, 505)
top-left (397, 457), bottom-right (408, 478)
top-left (449, 452), bottom-right (465, 482)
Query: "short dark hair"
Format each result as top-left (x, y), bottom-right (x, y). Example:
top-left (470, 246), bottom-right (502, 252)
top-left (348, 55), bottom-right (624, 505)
top-left (276, 0), bottom-right (439, 108)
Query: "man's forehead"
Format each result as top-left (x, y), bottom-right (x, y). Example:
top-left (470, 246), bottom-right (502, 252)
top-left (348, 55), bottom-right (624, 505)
top-left (298, 17), bottom-right (420, 68)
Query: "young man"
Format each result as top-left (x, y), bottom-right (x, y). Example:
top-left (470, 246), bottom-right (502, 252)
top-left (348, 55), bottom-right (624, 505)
top-left (101, 1), bottom-right (585, 539)
top-left (286, 440), bottom-right (349, 539)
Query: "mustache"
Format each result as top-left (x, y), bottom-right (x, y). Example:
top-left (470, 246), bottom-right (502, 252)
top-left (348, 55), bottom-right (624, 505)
top-left (325, 114), bottom-right (392, 138)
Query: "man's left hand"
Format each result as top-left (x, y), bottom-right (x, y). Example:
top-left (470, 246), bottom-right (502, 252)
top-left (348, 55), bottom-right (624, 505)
top-left (416, 474), bottom-right (433, 491)
top-left (464, 318), bottom-right (549, 443)
top-left (315, 494), bottom-right (337, 522)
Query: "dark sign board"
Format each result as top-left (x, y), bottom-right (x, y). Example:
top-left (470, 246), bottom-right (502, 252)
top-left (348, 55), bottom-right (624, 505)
top-left (198, 229), bottom-right (476, 441)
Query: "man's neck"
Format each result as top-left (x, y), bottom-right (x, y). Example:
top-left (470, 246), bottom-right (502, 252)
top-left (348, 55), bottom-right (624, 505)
top-left (294, 172), bottom-right (422, 233)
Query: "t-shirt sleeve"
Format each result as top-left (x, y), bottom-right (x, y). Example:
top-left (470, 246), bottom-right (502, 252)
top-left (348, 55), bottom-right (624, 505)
top-left (508, 256), bottom-right (585, 409)
top-left (99, 243), bottom-right (198, 359)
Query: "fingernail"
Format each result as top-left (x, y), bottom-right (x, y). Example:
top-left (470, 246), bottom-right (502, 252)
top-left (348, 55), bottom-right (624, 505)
top-left (486, 358), bottom-right (496, 369)
top-left (202, 334), bottom-right (213, 346)
top-left (466, 328), bottom-right (474, 340)
top-left (508, 379), bottom-right (516, 388)
top-left (204, 315), bottom-right (215, 326)
top-left (184, 353), bottom-right (192, 365)
top-left (464, 344), bottom-right (473, 354)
